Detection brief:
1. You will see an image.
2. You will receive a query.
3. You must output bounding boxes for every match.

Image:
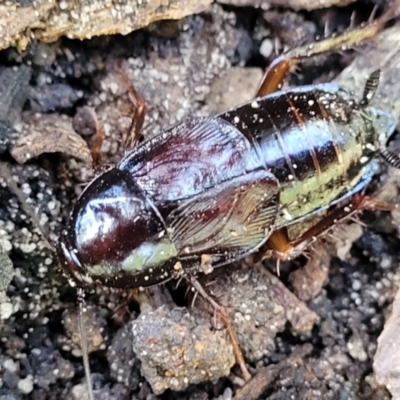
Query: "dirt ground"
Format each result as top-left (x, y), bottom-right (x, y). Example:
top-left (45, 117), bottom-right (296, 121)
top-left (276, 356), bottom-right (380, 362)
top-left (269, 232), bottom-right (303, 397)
top-left (1, 1), bottom-right (400, 399)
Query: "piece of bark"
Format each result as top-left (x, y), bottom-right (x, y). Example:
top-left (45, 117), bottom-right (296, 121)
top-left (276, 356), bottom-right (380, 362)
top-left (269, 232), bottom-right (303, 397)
top-left (0, 1), bottom-right (55, 51)
top-left (217, 0), bottom-right (355, 11)
top-left (10, 112), bottom-right (91, 164)
top-left (0, 0), bottom-right (213, 52)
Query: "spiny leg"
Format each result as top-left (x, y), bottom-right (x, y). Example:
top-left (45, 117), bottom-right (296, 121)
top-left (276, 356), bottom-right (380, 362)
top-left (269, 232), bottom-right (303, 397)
top-left (113, 61), bottom-right (147, 150)
top-left (255, 1), bottom-right (400, 97)
top-left (73, 103), bottom-right (105, 172)
top-left (90, 110), bottom-right (105, 173)
top-left (189, 276), bottom-right (252, 382)
top-left (264, 194), bottom-right (395, 261)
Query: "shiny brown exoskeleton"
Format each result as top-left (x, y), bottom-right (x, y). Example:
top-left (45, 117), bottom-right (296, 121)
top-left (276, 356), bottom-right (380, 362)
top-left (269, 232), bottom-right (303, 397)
top-left (60, 79), bottom-right (396, 288)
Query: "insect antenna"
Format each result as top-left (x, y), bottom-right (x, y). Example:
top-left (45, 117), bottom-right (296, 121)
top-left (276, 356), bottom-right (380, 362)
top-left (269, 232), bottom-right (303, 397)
top-left (359, 69), bottom-right (381, 106)
top-left (78, 289), bottom-right (95, 400)
top-left (380, 149), bottom-right (400, 169)
top-left (0, 161), bottom-right (96, 400)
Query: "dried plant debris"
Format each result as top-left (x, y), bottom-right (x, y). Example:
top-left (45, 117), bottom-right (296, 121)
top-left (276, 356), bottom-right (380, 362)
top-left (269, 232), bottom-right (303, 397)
top-left (233, 344), bottom-right (313, 400)
top-left (10, 113), bottom-right (91, 164)
top-left (0, 0), bottom-right (213, 52)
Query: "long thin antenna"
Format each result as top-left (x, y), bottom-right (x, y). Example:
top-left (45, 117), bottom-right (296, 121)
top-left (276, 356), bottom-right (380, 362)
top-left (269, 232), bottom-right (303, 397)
top-left (78, 288), bottom-right (95, 400)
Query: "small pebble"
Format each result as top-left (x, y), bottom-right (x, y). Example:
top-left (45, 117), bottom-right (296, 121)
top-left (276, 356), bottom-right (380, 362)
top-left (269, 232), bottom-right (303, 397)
top-left (0, 301), bottom-right (14, 319)
top-left (259, 38), bottom-right (274, 58)
top-left (17, 374), bottom-right (34, 394)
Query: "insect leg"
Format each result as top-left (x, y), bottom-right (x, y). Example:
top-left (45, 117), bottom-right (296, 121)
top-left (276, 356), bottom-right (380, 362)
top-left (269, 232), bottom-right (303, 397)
top-left (114, 61), bottom-right (147, 150)
top-left (189, 276), bottom-right (252, 382)
top-left (89, 110), bottom-right (105, 173)
top-left (255, 1), bottom-right (400, 98)
top-left (263, 194), bottom-right (395, 261)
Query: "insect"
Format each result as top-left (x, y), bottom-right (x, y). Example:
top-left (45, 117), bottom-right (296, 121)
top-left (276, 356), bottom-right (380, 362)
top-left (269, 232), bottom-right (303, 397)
top-left (58, 17), bottom-right (400, 291)
top-left (59, 68), bottom-right (397, 288)
top-left (55, 3), bottom-right (400, 396)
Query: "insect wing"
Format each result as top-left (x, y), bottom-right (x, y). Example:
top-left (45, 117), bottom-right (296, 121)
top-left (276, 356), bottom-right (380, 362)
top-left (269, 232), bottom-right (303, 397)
top-left (119, 118), bottom-right (259, 201)
top-left (168, 169), bottom-right (280, 257)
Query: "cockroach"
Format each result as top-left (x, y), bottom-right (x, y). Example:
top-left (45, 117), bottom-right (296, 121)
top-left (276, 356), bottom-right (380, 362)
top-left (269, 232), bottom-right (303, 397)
top-left (4, 3), bottom-right (400, 399)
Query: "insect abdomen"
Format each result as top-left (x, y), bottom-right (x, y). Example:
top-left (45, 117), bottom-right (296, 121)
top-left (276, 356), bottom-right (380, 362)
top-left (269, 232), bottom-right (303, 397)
top-left (219, 84), bottom-right (380, 227)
